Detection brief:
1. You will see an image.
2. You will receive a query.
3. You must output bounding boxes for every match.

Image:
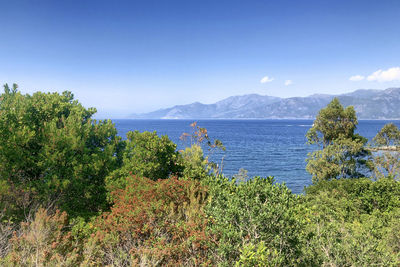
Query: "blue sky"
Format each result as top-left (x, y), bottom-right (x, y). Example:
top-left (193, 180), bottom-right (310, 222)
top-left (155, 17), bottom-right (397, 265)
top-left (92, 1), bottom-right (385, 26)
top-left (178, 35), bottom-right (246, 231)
top-left (1, 0), bottom-right (400, 118)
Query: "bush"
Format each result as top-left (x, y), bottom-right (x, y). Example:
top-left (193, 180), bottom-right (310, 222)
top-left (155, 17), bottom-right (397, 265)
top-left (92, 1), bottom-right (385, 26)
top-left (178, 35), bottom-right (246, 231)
top-left (304, 178), bottom-right (400, 214)
top-left (299, 178), bottom-right (400, 265)
top-left (1, 208), bottom-right (79, 266)
top-left (205, 176), bottom-right (302, 266)
top-left (82, 175), bottom-right (214, 266)
top-left (105, 131), bottom-right (183, 198)
top-left (180, 144), bottom-right (211, 180)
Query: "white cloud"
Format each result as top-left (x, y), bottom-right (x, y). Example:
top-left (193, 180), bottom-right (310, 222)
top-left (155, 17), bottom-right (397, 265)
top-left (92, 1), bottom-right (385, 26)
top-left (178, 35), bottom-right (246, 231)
top-left (260, 76), bottom-right (274, 83)
top-left (349, 75), bottom-right (364, 81)
top-left (367, 67), bottom-right (400, 82)
top-left (284, 80), bottom-right (292, 86)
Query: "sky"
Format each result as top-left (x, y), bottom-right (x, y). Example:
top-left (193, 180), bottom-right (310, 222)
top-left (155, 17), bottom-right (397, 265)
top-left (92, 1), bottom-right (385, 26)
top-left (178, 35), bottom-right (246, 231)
top-left (1, 0), bottom-right (400, 118)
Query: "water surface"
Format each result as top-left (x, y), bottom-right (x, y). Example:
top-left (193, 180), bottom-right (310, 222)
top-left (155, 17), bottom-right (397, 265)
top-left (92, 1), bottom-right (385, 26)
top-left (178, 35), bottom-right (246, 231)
top-left (114, 119), bottom-right (400, 194)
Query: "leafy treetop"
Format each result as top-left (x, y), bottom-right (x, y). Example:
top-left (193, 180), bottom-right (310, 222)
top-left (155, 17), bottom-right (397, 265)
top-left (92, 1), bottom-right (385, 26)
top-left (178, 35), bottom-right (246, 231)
top-left (373, 123), bottom-right (400, 148)
top-left (0, 83), bottom-right (121, 218)
top-left (306, 98), bottom-right (358, 147)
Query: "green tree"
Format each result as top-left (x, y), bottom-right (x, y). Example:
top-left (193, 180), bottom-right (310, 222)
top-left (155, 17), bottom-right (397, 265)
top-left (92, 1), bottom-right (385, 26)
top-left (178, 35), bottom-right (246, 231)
top-left (306, 98), bottom-right (358, 147)
top-left (0, 84), bottom-right (121, 218)
top-left (306, 98), bottom-right (370, 183)
top-left (105, 130), bottom-right (183, 195)
top-left (372, 123), bottom-right (400, 180)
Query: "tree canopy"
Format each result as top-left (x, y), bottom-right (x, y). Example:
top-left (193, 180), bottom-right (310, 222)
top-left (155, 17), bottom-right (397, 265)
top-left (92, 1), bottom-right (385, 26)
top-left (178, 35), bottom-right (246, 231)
top-left (372, 123), bottom-right (400, 180)
top-left (0, 84), bottom-right (121, 218)
top-left (306, 97), bottom-right (358, 147)
top-left (105, 130), bottom-right (183, 196)
top-left (306, 98), bottom-right (371, 183)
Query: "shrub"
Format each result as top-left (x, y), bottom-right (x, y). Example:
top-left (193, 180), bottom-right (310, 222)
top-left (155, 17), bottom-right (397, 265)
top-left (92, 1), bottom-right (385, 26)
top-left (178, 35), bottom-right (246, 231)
top-left (0, 210), bottom-right (14, 259)
top-left (105, 131), bottom-right (183, 198)
top-left (304, 178), bottom-right (400, 214)
top-left (180, 144), bottom-right (210, 180)
top-left (82, 175), bottom-right (214, 266)
top-left (299, 178), bottom-right (400, 265)
top-left (2, 208), bottom-right (79, 266)
top-left (205, 176), bottom-right (302, 266)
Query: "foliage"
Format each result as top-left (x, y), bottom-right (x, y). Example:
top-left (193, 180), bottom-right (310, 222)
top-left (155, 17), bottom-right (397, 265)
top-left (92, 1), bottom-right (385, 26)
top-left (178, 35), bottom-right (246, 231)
top-left (372, 123), bottom-right (400, 180)
top-left (180, 122), bottom-right (225, 152)
top-left (306, 135), bottom-right (371, 183)
top-left (0, 207), bottom-right (15, 259)
top-left (306, 98), bottom-right (371, 182)
top-left (1, 86), bottom-right (400, 266)
top-left (373, 123), bottom-right (400, 147)
top-left (105, 130), bottom-right (183, 197)
top-left (205, 175), bottom-right (302, 266)
top-left (306, 98), bottom-right (358, 147)
top-left (235, 241), bottom-right (283, 267)
top-left (180, 144), bottom-right (210, 180)
top-left (0, 180), bottom-right (40, 224)
top-left (180, 122), bottom-right (225, 176)
top-left (298, 178), bottom-right (400, 266)
top-left (83, 175), bottom-right (215, 266)
top-left (233, 168), bottom-right (249, 183)
top-left (1, 208), bottom-right (80, 266)
top-left (304, 178), bottom-right (400, 215)
top-left (0, 84), bottom-right (121, 218)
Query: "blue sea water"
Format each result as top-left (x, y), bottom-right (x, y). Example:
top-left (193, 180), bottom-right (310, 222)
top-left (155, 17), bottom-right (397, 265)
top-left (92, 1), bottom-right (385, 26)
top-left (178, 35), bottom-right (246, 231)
top-left (113, 119), bottom-right (400, 194)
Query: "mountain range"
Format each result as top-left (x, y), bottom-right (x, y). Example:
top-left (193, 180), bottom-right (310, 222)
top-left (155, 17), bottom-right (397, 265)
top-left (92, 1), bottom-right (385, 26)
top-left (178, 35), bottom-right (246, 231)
top-left (130, 88), bottom-right (400, 119)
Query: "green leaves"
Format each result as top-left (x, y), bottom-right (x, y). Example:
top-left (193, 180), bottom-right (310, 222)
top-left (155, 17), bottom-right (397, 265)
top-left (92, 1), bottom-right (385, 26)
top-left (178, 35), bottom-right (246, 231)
top-left (105, 130), bottom-right (183, 198)
top-left (373, 123), bottom-right (400, 147)
top-left (0, 84), bottom-right (120, 218)
top-left (307, 135), bottom-right (369, 183)
top-left (205, 176), bottom-right (302, 266)
top-left (372, 123), bottom-right (400, 180)
top-left (307, 98), bottom-right (358, 147)
top-left (299, 178), bottom-right (400, 265)
top-left (306, 98), bottom-right (371, 182)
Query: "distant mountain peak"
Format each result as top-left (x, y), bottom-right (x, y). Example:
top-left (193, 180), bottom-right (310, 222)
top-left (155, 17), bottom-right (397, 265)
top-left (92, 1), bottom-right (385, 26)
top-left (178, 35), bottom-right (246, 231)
top-left (130, 88), bottom-right (400, 119)
top-left (308, 93), bottom-right (333, 98)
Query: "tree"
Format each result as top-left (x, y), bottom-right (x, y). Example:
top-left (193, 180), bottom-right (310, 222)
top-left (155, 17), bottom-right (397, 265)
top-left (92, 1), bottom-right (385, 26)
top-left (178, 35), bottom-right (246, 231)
top-left (105, 130), bottom-right (183, 196)
top-left (372, 123), bottom-right (400, 180)
top-left (306, 98), bottom-right (358, 148)
top-left (0, 84), bottom-right (121, 218)
top-left (306, 98), bottom-right (371, 183)
top-left (373, 123), bottom-right (400, 147)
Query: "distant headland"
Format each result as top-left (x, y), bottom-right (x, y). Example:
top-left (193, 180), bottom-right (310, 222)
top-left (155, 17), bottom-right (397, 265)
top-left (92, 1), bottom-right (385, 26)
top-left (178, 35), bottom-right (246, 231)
top-left (130, 88), bottom-right (400, 120)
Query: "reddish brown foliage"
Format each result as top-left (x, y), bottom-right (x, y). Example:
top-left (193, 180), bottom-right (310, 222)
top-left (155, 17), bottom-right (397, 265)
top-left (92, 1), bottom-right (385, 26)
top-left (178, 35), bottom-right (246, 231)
top-left (86, 175), bottom-right (215, 266)
top-left (6, 208), bottom-right (79, 266)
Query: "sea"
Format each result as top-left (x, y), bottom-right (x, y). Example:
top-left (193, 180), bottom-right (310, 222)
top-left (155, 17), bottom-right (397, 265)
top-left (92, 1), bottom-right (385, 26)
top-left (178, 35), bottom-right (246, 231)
top-left (113, 119), bottom-right (400, 194)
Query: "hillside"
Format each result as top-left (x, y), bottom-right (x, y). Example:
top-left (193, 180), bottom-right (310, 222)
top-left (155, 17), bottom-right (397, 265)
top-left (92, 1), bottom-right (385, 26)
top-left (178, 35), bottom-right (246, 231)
top-left (130, 88), bottom-right (400, 119)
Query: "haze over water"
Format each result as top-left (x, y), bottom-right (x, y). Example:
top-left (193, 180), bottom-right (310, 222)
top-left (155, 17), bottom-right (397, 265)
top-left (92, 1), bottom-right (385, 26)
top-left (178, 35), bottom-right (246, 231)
top-left (114, 119), bottom-right (400, 194)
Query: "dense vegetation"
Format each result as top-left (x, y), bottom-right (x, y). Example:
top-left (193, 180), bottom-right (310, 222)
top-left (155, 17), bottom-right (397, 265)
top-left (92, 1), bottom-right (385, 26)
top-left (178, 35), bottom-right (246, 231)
top-left (1, 84), bottom-right (400, 266)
